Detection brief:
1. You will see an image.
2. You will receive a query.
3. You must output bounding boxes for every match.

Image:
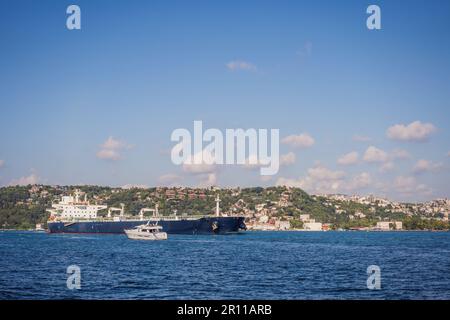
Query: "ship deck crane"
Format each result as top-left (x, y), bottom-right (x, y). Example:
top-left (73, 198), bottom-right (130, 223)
top-left (139, 204), bottom-right (159, 220)
top-left (108, 203), bottom-right (125, 218)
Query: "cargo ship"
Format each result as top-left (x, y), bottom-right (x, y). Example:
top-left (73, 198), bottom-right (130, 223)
top-left (46, 191), bottom-right (246, 235)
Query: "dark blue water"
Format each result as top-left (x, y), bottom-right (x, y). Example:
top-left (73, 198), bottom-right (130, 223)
top-left (1, 231), bottom-right (450, 299)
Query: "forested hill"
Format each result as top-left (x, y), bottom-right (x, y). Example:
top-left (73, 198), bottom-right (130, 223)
top-left (0, 185), bottom-right (448, 230)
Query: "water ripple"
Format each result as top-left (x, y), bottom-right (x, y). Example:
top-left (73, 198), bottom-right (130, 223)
top-left (1, 231), bottom-right (450, 299)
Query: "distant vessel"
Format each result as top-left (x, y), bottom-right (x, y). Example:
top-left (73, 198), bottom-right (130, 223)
top-left (46, 190), bottom-right (246, 235)
top-left (35, 224), bottom-right (45, 232)
top-left (125, 222), bottom-right (167, 240)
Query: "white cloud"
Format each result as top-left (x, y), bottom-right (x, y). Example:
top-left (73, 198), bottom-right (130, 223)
top-left (391, 149), bottom-right (411, 160)
top-left (280, 152), bottom-right (296, 166)
top-left (241, 152), bottom-right (293, 172)
top-left (226, 60), bottom-right (257, 72)
top-left (0, 160), bottom-right (4, 168)
top-left (190, 173), bottom-right (217, 188)
top-left (181, 147), bottom-right (219, 187)
top-left (386, 121), bottom-right (436, 142)
top-left (183, 162), bottom-right (216, 174)
top-left (260, 175), bottom-right (272, 183)
top-left (201, 173), bottom-right (217, 187)
top-left (101, 137), bottom-right (127, 150)
top-left (276, 164), bottom-right (375, 194)
top-left (9, 173), bottom-right (40, 186)
top-left (276, 164), bottom-right (346, 194)
top-left (182, 147), bottom-right (217, 174)
top-left (337, 151), bottom-right (359, 165)
top-left (348, 172), bottom-right (372, 190)
top-left (307, 165), bottom-right (345, 181)
top-left (158, 174), bottom-right (183, 186)
top-left (363, 146), bottom-right (389, 163)
top-left (96, 137), bottom-right (132, 161)
top-left (276, 165), bottom-right (374, 195)
top-left (352, 135), bottom-right (371, 142)
top-left (416, 184), bottom-right (433, 196)
top-left (242, 154), bottom-right (262, 170)
top-left (379, 162), bottom-right (394, 173)
top-left (281, 133), bottom-right (315, 148)
top-left (96, 149), bottom-right (121, 161)
top-left (393, 176), bottom-right (432, 197)
top-left (242, 152), bottom-right (288, 174)
top-left (447, 151), bottom-right (450, 157)
top-left (164, 145), bottom-right (218, 186)
top-left (237, 152), bottom-right (293, 173)
top-left (275, 177), bottom-right (302, 188)
top-left (394, 176), bottom-right (417, 193)
top-left (413, 159), bottom-right (443, 174)
top-left (363, 146), bottom-right (410, 172)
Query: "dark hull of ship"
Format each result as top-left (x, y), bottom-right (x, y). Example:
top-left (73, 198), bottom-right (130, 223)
top-left (47, 216), bottom-right (246, 235)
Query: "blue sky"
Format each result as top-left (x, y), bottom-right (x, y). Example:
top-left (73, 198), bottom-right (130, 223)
top-left (0, 0), bottom-right (449, 201)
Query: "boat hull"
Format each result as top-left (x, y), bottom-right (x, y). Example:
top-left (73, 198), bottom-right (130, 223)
top-left (125, 229), bottom-right (168, 240)
top-left (47, 216), bottom-right (246, 235)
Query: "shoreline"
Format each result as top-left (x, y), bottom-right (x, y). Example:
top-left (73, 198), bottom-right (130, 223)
top-left (1, 229), bottom-right (449, 233)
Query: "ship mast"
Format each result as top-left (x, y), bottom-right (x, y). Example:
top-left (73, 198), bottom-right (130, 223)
top-left (215, 194), bottom-right (221, 217)
top-left (74, 190), bottom-right (80, 203)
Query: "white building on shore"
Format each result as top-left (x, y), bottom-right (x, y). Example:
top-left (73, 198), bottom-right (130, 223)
top-left (303, 222), bottom-right (323, 231)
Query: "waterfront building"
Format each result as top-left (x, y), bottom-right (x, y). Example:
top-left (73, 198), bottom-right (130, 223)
top-left (304, 222), bottom-right (323, 231)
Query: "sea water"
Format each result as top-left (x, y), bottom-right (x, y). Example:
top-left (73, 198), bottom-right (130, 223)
top-left (1, 231), bottom-right (449, 299)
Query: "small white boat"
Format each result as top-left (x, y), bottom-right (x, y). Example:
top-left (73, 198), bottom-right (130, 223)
top-left (124, 222), bottom-right (168, 240)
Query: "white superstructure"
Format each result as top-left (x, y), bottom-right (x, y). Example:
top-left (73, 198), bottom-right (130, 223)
top-left (124, 222), bottom-right (167, 241)
top-left (47, 190), bottom-right (107, 220)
